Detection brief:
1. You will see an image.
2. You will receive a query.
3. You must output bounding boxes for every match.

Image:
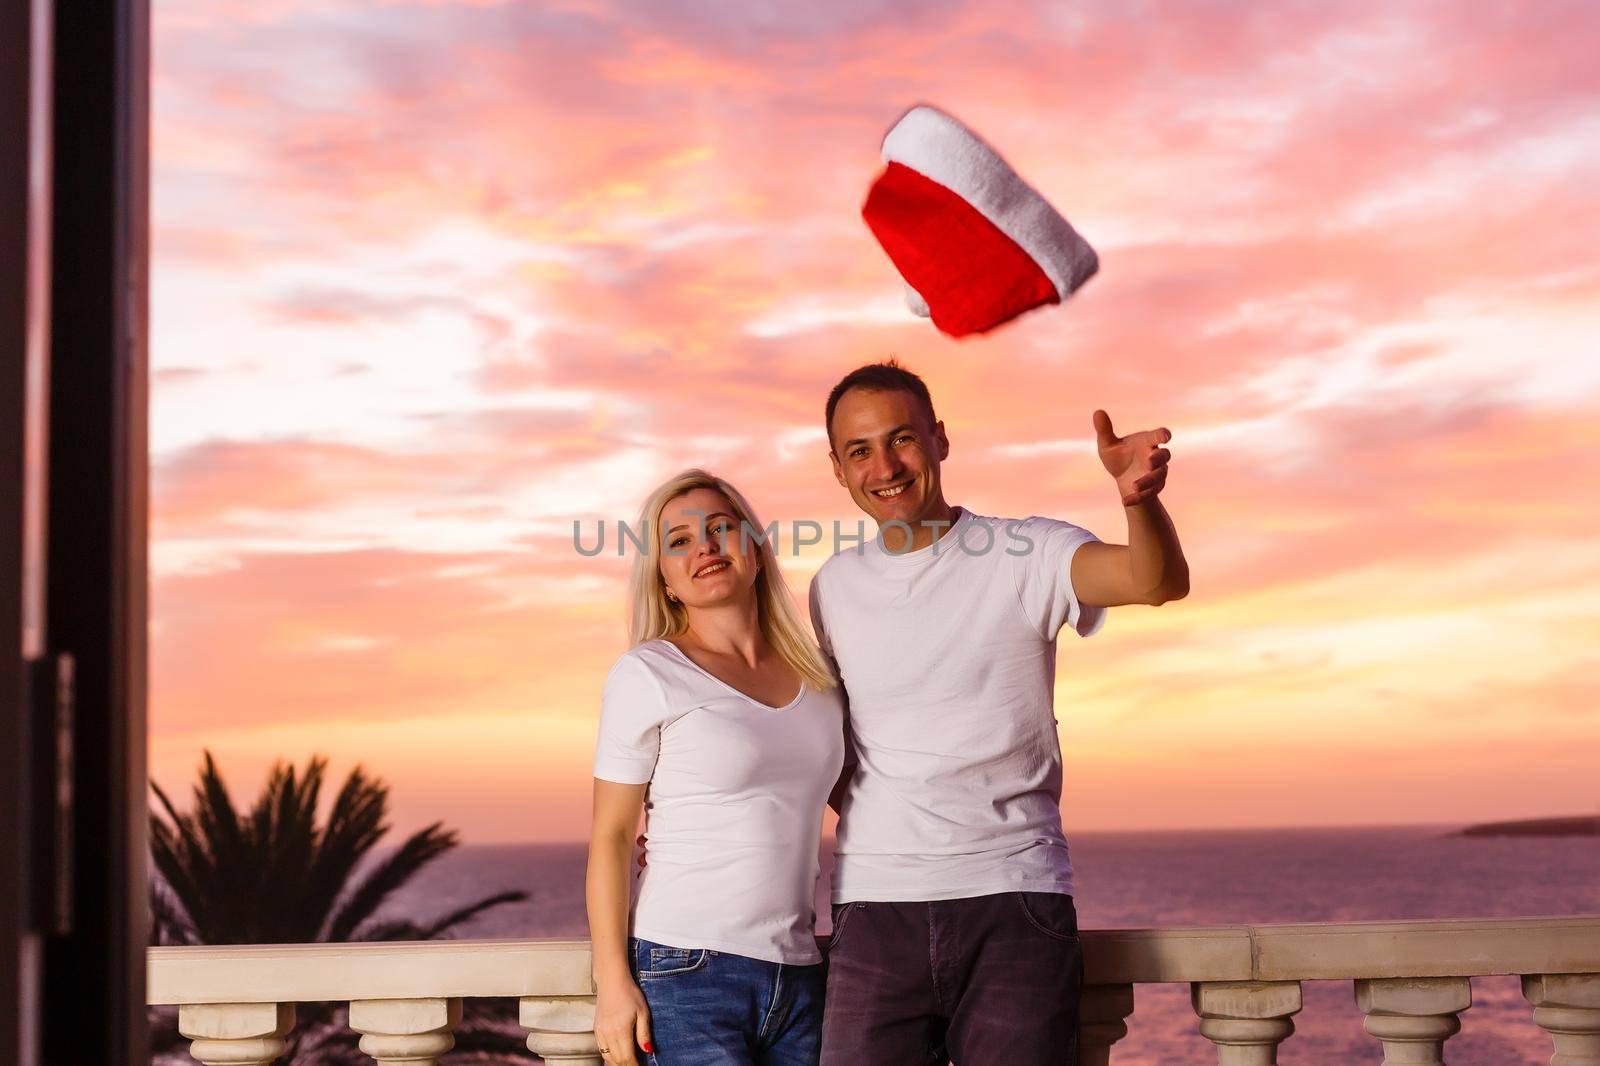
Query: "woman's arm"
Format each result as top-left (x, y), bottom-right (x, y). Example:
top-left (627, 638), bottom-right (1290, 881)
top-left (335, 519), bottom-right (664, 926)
top-left (587, 778), bottom-right (653, 1064)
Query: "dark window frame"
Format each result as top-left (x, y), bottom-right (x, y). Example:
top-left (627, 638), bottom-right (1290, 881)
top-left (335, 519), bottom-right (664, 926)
top-left (3, 0), bottom-right (150, 1062)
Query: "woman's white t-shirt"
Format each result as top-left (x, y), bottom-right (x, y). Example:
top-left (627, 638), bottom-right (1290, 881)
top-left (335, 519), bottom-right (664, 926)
top-left (592, 638), bottom-right (846, 965)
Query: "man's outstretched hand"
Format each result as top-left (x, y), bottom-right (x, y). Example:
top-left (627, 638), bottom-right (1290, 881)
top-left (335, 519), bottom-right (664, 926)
top-left (1094, 409), bottom-right (1171, 507)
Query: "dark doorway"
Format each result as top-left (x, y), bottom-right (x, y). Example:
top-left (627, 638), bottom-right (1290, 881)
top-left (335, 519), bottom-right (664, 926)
top-left (3, 0), bottom-right (150, 1063)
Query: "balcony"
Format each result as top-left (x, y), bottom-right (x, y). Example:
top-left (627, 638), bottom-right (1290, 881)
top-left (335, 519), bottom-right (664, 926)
top-left (148, 915), bottom-right (1600, 1064)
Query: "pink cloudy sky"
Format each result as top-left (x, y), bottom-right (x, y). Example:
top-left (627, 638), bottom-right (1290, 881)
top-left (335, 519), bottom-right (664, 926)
top-left (148, 0), bottom-right (1600, 843)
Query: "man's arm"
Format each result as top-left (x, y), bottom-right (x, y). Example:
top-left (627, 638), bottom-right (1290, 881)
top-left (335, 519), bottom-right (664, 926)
top-left (809, 574), bottom-right (857, 815)
top-left (826, 722), bottom-right (857, 815)
top-left (827, 760), bottom-right (854, 815)
top-left (1077, 408), bottom-right (1190, 608)
top-left (1072, 497), bottom-right (1190, 607)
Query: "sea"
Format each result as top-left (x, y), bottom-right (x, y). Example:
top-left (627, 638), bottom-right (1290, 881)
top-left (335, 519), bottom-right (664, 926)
top-left (375, 824), bottom-right (1600, 1064)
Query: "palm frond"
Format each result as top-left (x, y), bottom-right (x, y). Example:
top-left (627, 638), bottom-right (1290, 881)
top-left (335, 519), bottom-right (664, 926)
top-left (258, 757), bottom-right (333, 942)
top-left (149, 776), bottom-right (215, 936)
top-left (148, 751), bottom-right (534, 1065)
top-left (302, 763), bottom-right (392, 934)
top-left (194, 752), bottom-right (267, 943)
top-left (417, 890), bottom-right (529, 940)
top-left (148, 872), bottom-right (198, 946)
top-left (321, 822), bottom-right (458, 943)
top-left (347, 918), bottom-right (428, 942)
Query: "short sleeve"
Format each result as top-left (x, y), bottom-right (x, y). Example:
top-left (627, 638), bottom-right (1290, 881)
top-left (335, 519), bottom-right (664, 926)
top-left (592, 653), bottom-right (669, 785)
top-left (1008, 516), bottom-right (1107, 640)
top-left (808, 573), bottom-right (837, 670)
top-left (808, 573), bottom-right (856, 771)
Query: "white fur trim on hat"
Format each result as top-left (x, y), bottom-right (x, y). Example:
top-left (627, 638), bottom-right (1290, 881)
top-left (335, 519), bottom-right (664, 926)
top-left (881, 105), bottom-right (1097, 301)
top-left (904, 283), bottom-right (931, 317)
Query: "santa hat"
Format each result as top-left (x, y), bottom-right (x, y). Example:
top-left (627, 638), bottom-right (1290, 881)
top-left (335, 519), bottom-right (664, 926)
top-left (861, 104), bottom-right (1098, 337)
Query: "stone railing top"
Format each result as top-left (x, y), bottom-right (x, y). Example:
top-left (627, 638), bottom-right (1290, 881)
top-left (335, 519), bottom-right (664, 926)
top-left (147, 915), bottom-right (1600, 1006)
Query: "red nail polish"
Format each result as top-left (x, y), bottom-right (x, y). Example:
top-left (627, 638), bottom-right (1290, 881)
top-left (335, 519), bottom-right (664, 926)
top-left (642, 1041), bottom-right (655, 1052)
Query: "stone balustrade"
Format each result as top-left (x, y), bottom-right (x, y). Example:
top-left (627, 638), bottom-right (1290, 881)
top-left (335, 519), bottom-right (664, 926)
top-left (148, 915), bottom-right (1600, 1064)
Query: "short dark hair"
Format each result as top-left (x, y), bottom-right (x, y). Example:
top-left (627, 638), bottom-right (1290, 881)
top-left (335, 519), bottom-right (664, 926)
top-left (823, 359), bottom-right (938, 449)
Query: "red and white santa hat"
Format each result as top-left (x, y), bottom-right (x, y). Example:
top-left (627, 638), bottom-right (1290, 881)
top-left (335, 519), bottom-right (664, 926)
top-left (861, 104), bottom-right (1098, 338)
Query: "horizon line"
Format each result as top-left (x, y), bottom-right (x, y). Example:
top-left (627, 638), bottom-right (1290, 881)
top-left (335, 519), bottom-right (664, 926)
top-left (416, 815), bottom-right (1600, 849)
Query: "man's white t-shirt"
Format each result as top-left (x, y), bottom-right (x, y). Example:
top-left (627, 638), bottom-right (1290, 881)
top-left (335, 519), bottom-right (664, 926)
top-left (808, 505), bottom-right (1107, 905)
top-left (592, 638), bottom-right (846, 964)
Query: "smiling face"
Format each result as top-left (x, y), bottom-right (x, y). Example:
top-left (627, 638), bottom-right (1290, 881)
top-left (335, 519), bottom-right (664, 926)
top-left (657, 486), bottom-right (762, 611)
top-left (828, 386), bottom-right (951, 536)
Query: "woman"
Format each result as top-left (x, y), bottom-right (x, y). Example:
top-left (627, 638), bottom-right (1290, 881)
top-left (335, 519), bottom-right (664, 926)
top-left (586, 469), bottom-right (845, 1066)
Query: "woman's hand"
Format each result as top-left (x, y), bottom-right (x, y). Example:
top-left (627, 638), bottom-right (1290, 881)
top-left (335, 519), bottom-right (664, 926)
top-left (594, 975), bottom-right (654, 1064)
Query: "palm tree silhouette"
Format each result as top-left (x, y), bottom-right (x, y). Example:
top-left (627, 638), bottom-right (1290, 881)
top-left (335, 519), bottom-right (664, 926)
top-left (149, 751), bottom-right (532, 1063)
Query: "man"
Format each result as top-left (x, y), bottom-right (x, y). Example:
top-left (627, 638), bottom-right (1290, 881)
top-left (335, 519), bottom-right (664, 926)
top-left (810, 358), bottom-right (1188, 1066)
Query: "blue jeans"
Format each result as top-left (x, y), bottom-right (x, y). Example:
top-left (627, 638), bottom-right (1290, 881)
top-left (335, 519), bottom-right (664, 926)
top-left (629, 937), bottom-right (826, 1065)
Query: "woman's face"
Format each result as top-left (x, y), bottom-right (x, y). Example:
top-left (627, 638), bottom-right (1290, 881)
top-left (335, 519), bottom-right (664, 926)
top-left (658, 487), bottom-right (761, 611)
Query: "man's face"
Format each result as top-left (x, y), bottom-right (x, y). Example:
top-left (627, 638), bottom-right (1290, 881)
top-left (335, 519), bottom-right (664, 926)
top-left (828, 387), bottom-right (949, 528)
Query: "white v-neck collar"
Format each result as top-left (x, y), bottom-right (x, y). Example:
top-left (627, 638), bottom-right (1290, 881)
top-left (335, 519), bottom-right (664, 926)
top-left (656, 639), bottom-right (806, 711)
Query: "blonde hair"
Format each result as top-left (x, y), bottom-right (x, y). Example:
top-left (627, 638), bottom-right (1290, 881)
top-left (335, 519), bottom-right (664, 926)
top-left (627, 469), bottom-right (837, 692)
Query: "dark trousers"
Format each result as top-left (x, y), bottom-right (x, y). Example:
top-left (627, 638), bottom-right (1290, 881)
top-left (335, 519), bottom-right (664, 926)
top-left (819, 891), bottom-right (1083, 1066)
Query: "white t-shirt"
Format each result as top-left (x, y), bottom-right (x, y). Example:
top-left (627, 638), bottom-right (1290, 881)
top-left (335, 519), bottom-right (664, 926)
top-left (808, 505), bottom-right (1107, 904)
top-left (592, 638), bottom-right (846, 965)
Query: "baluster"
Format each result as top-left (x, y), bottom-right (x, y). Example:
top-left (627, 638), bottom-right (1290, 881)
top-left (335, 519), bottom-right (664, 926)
top-left (1192, 980), bottom-right (1301, 1065)
top-left (348, 997), bottom-right (461, 1065)
top-left (1078, 983), bottom-right (1135, 1066)
top-left (521, 994), bottom-right (605, 1065)
top-left (1355, 976), bottom-right (1471, 1064)
top-left (1524, 973), bottom-right (1600, 1065)
top-left (178, 1002), bottom-right (295, 1066)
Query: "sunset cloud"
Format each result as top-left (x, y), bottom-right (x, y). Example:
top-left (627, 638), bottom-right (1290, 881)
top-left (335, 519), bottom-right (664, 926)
top-left (150, 0), bottom-right (1600, 839)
